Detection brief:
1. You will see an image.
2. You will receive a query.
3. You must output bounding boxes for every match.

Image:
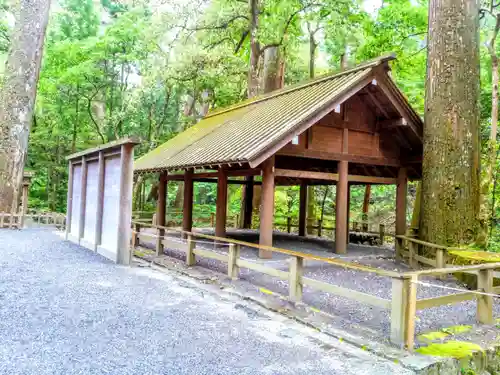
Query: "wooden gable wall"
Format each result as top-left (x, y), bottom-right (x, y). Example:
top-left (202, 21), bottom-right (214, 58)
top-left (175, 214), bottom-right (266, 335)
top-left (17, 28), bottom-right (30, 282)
top-left (278, 93), bottom-right (401, 162)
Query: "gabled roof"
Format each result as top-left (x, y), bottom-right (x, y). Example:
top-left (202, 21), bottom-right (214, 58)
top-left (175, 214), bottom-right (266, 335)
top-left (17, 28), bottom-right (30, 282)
top-left (134, 54), bottom-right (423, 173)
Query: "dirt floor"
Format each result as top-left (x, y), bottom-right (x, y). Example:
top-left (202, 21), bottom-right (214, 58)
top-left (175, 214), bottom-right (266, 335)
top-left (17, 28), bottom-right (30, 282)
top-left (137, 228), bottom-right (500, 348)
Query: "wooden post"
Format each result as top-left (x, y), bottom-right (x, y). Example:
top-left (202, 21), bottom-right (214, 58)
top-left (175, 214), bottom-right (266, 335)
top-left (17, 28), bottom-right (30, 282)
top-left (65, 161), bottom-right (74, 239)
top-left (95, 152), bottom-right (105, 247)
top-left (289, 256), bottom-right (303, 302)
top-left (287, 216), bottom-right (291, 233)
top-left (234, 214), bottom-right (239, 228)
top-left (156, 228), bottom-right (164, 256)
top-left (362, 185), bottom-right (371, 232)
top-left (379, 224), bottom-right (385, 245)
top-left (215, 168), bottom-right (228, 238)
top-left (0, 212), bottom-right (4, 228)
top-left (259, 156), bottom-right (275, 258)
top-left (131, 223), bottom-right (140, 248)
top-left (20, 183), bottom-right (29, 228)
top-left (227, 243), bottom-right (240, 279)
top-left (390, 277), bottom-right (410, 346)
top-left (408, 241), bottom-right (416, 268)
top-left (210, 212), bottom-right (215, 227)
top-left (477, 268), bottom-right (493, 324)
top-left (405, 275), bottom-right (418, 351)
top-left (299, 181), bottom-right (307, 236)
top-left (183, 169), bottom-right (194, 234)
top-left (335, 160), bottom-right (348, 254)
top-left (435, 248), bottom-right (445, 279)
top-left (78, 156), bottom-right (88, 241)
top-left (346, 183), bottom-right (351, 244)
top-left (317, 219), bottom-right (322, 237)
top-left (186, 234), bottom-right (196, 266)
top-left (156, 171), bottom-right (167, 254)
top-left (243, 176), bottom-right (254, 229)
top-left (395, 168), bottom-right (407, 260)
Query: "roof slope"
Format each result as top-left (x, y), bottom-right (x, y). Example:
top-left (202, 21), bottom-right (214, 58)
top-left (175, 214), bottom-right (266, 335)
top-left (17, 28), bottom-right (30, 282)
top-left (135, 55), bottom-right (419, 173)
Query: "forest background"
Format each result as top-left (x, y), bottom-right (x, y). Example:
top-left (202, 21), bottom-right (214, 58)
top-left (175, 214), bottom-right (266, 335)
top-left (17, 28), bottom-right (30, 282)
top-left (0, 0), bottom-right (498, 249)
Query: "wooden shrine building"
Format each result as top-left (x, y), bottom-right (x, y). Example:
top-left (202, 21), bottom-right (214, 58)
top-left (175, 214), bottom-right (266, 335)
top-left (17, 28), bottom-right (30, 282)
top-left (134, 55), bottom-right (423, 258)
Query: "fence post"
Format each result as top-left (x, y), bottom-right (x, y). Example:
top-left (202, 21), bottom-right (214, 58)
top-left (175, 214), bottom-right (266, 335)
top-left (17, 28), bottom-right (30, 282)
top-left (362, 220), bottom-right (368, 232)
top-left (228, 244), bottom-right (240, 279)
top-left (405, 275), bottom-right (418, 351)
top-left (133, 223), bottom-right (141, 248)
top-left (287, 217), bottom-right (291, 233)
top-left (477, 268), bottom-right (494, 325)
top-left (186, 234), bottom-right (196, 266)
top-left (289, 256), bottom-right (303, 302)
top-left (390, 276), bottom-right (411, 347)
top-left (155, 228), bottom-right (165, 256)
top-left (234, 214), bottom-right (239, 228)
top-left (210, 213), bottom-right (215, 227)
top-left (408, 241), bottom-right (416, 268)
top-left (0, 213), bottom-right (4, 228)
top-left (379, 224), bottom-right (385, 246)
top-left (317, 219), bottom-right (322, 237)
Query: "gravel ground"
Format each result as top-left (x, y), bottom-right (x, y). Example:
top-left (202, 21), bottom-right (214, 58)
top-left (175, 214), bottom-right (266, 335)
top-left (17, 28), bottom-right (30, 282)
top-left (0, 228), bottom-right (413, 375)
top-left (139, 228), bottom-right (500, 343)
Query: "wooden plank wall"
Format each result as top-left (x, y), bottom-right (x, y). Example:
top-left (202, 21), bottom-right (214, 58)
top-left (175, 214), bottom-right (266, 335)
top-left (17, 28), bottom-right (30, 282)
top-left (278, 93), bottom-right (400, 160)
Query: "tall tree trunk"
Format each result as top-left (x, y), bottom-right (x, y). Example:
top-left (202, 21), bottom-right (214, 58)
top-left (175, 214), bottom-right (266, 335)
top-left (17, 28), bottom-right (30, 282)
top-left (421, 0), bottom-right (481, 246)
top-left (0, 0), bottom-right (51, 213)
top-left (480, 12), bottom-right (500, 246)
top-left (261, 46), bottom-right (282, 93)
top-left (247, 0), bottom-right (260, 98)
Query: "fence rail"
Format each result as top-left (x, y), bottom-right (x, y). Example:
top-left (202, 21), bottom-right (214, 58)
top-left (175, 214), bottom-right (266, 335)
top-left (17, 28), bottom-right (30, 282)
top-left (131, 221), bottom-right (499, 351)
top-left (133, 210), bottom-right (394, 242)
top-left (0, 212), bottom-right (66, 229)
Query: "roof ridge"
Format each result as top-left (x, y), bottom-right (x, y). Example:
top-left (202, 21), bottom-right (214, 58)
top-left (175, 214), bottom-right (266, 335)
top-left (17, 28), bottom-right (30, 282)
top-left (205, 53), bottom-right (396, 120)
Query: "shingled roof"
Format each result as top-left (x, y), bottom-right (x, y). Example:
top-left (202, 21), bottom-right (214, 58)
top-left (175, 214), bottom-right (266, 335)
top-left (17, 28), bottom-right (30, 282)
top-left (134, 54), bottom-right (422, 173)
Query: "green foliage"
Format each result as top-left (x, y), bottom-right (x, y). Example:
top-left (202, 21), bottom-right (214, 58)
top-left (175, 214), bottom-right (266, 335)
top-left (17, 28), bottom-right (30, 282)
top-left (23, 0), bottom-right (499, 247)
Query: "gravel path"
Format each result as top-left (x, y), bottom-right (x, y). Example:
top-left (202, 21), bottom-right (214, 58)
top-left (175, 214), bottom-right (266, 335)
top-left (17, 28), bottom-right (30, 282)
top-left (139, 228), bottom-right (500, 344)
top-left (0, 228), bottom-right (412, 375)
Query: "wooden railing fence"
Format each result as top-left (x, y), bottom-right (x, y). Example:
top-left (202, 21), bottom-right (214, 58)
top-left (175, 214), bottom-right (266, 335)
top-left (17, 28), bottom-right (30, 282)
top-left (131, 221), bottom-right (499, 351)
top-left (0, 212), bottom-right (66, 229)
top-left (133, 210), bottom-right (394, 242)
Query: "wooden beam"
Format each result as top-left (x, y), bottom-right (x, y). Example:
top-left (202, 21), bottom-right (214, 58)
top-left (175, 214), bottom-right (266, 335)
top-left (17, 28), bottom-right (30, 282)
top-left (275, 169), bottom-right (339, 181)
top-left (215, 168), bottom-right (228, 238)
top-left (366, 89), bottom-right (390, 118)
top-left (335, 160), bottom-right (348, 254)
top-left (259, 157), bottom-right (275, 258)
top-left (378, 118), bottom-right (407, 129)
top-left (278, 148), bottom-right (401, 167)
top-left (348, 175), bottom-right (396, 184)
top-left (183, 169), bottom-right (194, 233)
top-left (299, 181), bottom-right (307, 236)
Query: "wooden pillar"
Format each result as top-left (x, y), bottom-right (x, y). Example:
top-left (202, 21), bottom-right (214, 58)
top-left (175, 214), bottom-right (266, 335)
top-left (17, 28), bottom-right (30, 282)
top-left (95, 151), bottom-right (105, 246)
top-left (299, 181), bottom-right (307, 237)
top-left (156, 171), bottom-right (167, 255)
top-left (117, 143), bottom-right (135, 265)
top-left (20, 183), bottom-right (29, 228)
top-left (183, 169), bottom-right (194, 233)
top-left (65, 161), bottom-right (74, 239)
top-left (157, 171), bottom-right (167, 227)
top-left (362, 185), bottom-right (371, 231)
top-left (335, 160), bottom-right (348, 254)
top-left (346, 183), bottom-right (351, 245)
top-left (215, 168), bottom-right (228, 238)
top-left (259, 156), bottom-right (275, 258)
top-left (243, 176), bottom-right (254, 229)
top-left (78, 156), bottom-right (88, 241)
top-left (396, 168), bottom-right (408, 237)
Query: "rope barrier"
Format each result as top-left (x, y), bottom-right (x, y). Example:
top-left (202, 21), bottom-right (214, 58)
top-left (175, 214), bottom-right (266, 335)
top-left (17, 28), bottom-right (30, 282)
top-left (413, 280), bottom-right (500, 299)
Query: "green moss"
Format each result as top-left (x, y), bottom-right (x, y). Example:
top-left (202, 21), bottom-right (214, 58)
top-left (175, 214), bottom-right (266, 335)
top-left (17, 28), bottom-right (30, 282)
top-left (448, 250), bottom-right (500, 262)
top-left (442, 325), bottom-right (473, 335)
top-left (418, 331), bottom-right (450, 342)
top-left (416, 341), bottom-right (483, 359)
